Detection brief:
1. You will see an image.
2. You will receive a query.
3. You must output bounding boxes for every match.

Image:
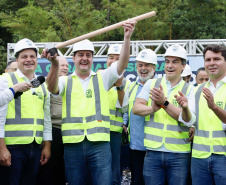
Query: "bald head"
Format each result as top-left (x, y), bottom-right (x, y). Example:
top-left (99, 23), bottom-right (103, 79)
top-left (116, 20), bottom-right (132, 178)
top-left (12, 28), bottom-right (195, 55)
top-left (57, 56), bottom-right (69, 76)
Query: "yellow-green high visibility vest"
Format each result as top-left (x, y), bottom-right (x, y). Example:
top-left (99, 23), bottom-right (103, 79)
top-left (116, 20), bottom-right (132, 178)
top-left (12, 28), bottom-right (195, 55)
top-left (4, 72), bottom-right (47, 145)
top-left (108, 79), bottom-right (130, 133)
top-left (144, 77), bottom-right (193, 152)
top-left (192, 82), bottom-right (226, 158)
top-left (61, 73), bottom-right (110, 143)
top-left (127, 81), bottom-right (139, 141)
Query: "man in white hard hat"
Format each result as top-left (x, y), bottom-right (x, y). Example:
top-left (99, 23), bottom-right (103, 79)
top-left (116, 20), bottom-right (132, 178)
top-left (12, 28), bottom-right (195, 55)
top-left (0, 38), bottom-right (51, 185)
top-left (42, 20), bottom-right (136, 185)
top-left (37, 56), bottom-right (69, 185)
top-left (176, 44), bottom-right (226, 185)
top-left (133, 45), bottom-right (195, 185)
top-left (106, 44), bottom-right (130, 185)
top-left (125, 49), bottom-right (158, 185)
top-left (181, 64), bottom-right (192, 83)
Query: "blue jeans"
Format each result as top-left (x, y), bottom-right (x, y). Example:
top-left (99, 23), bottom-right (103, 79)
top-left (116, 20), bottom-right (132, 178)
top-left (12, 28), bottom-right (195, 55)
top-left (64, 138), bottom-right (112, 185)
top-left (143, 150), bottom-right (191, 185)
top-left (0, 142), bottom-right (41, 185)
top-left (191, 154), bottom-right (226, 185)
top-left (110, 131), bottom-right (121, 185)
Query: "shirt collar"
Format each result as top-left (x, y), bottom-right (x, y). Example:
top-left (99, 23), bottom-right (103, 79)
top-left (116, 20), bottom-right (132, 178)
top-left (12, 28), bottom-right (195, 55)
top-left (164, 76), bottom-right (184, 89)
top-left (71, 70), bottom-right (96, 80)
top-left (208, 75), bottom-right (226, 85)
top-left (16, 69), bottom-right (37, 81)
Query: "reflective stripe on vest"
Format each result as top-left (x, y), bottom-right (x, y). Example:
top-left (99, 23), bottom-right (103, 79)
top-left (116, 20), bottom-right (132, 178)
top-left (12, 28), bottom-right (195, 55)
top-left (5, 73), bottom-right (46, 126)
top-left (144, 78), bottom-right (191, 151)
top-left (129, 81), bottom-right (138, 98)
top-left (110, 109), bottom-right (123, 128)
top-left (62, 75), bottom-right (110, 137)
top-left (109, 78), bottom-right (128, 133)
top-left (127, 81), bottom-right (139, 141)
top-left (193, 82), bottom-right (226, 155)
top-left (5, 73), bottom-right (46, 144)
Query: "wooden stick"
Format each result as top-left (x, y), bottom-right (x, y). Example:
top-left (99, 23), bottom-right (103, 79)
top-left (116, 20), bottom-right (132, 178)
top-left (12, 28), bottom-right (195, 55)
top-left (55, 11), bottom-right (156, 49)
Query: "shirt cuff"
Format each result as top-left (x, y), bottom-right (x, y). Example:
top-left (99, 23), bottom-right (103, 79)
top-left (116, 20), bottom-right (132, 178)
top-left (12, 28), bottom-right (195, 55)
top-left (178, 112), bottom-right (196, 127)
top-left (0, 131), bottom-right (5, 138)
top-left (43, 132), bottom-right (52, 141)
top-left (115, 98), bottom-right (129, 109)
top-left (222, 123), bottom-right (226, 131)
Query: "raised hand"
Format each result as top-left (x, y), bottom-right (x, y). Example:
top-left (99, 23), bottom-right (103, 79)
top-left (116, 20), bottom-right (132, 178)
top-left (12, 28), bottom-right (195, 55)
top-left (41, 48), bottom-right (58, 65)
top-left (202, 87), bottom-right (217, 110)
top-left (149, 84), bottom-right (165, 105)
top-left (122, 20), bottom-right (137, 39)
top-left (175, 91), bottom-right (188, 109)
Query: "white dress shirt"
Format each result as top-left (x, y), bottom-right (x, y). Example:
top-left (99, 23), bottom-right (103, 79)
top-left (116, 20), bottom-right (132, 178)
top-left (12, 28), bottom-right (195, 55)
top-left (0, 88), bottom-right (14, 107)
top-left (188, 76), bottom-right (226, 130)
top-left (0, 69), bottom-right (52, 140)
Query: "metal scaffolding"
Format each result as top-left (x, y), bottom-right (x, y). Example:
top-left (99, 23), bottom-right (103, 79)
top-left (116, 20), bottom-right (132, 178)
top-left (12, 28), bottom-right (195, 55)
top-left (7, 39), bottom-right (226, 61)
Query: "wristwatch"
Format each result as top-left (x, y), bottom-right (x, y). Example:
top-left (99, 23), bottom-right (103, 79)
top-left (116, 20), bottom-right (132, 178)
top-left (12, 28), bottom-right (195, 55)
top-left (116, 85), bottom-right (124, 90)
top-left (160, 100), bottom-right (169, 109)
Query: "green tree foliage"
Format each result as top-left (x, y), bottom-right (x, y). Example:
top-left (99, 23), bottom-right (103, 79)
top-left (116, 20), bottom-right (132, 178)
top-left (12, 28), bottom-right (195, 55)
top-left (0, 0), bottom-right (225, 74)
top-left (169, 0), bottom-right (226, 39)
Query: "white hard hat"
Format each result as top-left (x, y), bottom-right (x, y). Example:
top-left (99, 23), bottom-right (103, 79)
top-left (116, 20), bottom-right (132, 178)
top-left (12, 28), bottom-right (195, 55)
top-left (135, 49), bottom-right (157, 65)
top-left (164, 44), bottom-right (187, 61)
top-left (14, 38), bottom-right (38, 57)
top-left (72, 39), bottom-right (95, 53)
top-left (181, 64), bottom-right (192, 77)
top-left (107, 44), bottom-right (122, 55)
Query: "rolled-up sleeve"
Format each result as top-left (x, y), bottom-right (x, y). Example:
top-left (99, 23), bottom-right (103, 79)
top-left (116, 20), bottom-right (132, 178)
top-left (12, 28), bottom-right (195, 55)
top-left (137, 79), bottom-right (153, 101)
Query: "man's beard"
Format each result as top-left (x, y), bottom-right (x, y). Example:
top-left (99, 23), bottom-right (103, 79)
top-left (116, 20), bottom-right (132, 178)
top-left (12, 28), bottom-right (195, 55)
top-left (138, 69), bottom-right (155, 83)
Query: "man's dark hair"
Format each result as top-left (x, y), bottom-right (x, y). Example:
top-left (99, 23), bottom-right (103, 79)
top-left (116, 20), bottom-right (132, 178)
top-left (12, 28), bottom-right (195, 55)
top-left (15, 48), bottom-right (37, 59)
top-left (196, 67), bottom-right (205, 76)
top-left (6, 60), bottom-right (16, 69)
top-left (203, 44), bottom-right (226, 61)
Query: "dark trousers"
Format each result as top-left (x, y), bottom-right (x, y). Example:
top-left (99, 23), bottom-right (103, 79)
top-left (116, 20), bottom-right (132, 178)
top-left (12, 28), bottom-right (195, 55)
top-left (36, 127), bottom-right (66, 185)
top-left (130, 149), bottom-right (146, 185)
top-left (0, 142), bottom-right (41, 185)
top-left (120, 143), bottom-right (131, 173)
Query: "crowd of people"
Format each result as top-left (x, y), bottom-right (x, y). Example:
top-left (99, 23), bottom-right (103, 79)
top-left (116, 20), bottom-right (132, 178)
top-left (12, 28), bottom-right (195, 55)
top-left (0, 19), bottom-right (226, 185)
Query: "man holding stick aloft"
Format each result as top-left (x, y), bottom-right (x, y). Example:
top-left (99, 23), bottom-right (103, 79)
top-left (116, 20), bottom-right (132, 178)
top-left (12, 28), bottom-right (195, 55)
top-left (42, 20), bottom-right (136, 185)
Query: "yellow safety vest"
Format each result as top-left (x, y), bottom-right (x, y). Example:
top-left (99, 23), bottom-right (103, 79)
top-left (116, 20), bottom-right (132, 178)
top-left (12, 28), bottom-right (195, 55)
top-left (4, 72), bottom-right (47, 145)
top-left (192, 82), bottom-right (226, 158)
top-left (144, 77), bottom-right (193, 152)
top-left (127, 81), bottom-right (139, 141)
top-left (61, 73), bottom-right (110, 143)
top-left (108, 79), bottom-right (130, 133)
